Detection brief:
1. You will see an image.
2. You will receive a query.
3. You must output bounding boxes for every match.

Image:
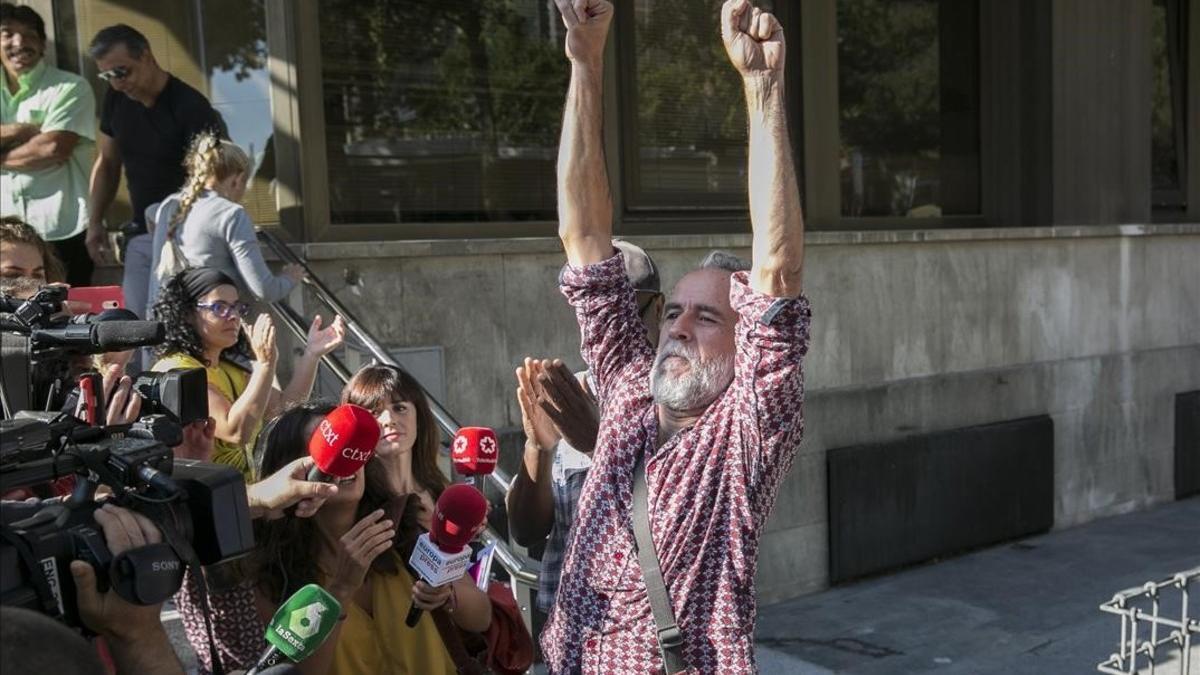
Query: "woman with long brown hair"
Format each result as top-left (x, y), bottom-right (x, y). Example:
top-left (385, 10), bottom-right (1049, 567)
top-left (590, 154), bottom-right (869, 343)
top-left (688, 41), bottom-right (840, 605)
top-left (341, 364), bottom-right (448, 529)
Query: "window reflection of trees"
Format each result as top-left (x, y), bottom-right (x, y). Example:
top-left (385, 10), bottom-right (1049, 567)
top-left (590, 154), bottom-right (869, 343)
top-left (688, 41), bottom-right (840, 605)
top-left (203, 0), bottom-right (267, 82)
top-left (839, 0), bottom-right (942, 218)
top-left (319, 1), bottom-right (569, 224)
top-left (1150, 0), bottom-right (1187, 209)
top-left (839, 0), bottom-right (980, 219)
top-left (629, 0), bottom-right (774, 206)
top-left (201, 0), bottom-right (277, 223)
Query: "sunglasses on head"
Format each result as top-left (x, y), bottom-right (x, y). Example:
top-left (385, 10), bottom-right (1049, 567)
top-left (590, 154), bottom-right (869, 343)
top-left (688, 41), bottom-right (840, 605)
top-left (196, 300), bottom-right (250, 320)
top-left (97, 65), bottom-right (130, 82)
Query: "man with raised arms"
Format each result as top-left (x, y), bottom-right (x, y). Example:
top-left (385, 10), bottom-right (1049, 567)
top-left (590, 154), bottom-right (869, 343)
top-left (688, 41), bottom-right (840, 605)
top-left (540, 0), bottom-right (812, 672)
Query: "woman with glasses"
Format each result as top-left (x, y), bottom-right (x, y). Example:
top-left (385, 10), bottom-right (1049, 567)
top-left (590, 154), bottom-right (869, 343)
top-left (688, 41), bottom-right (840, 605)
top-left (150, 267), bottom-right (345, 478)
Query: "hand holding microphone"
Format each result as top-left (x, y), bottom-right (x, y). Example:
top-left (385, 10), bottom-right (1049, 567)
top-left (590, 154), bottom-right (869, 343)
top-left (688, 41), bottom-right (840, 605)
top-left (246, 404), bottom-right (379, 520)
top-left (246, 583), bottom-right (343, 674)
top-left (405, 483), bottom-right (489, 627)
top-left (247, 457), bottom-right (339, 520)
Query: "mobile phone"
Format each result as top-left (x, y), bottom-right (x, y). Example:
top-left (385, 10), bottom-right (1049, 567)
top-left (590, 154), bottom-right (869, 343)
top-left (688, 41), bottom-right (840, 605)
top-left (67, 286), bottom-right (124, 313)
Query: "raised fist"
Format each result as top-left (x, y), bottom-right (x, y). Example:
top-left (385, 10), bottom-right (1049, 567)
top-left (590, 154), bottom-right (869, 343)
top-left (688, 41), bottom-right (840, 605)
top-left (553, 0), bottom-right (614, 65)
top-left (721, 0), bottom-right (785, 78)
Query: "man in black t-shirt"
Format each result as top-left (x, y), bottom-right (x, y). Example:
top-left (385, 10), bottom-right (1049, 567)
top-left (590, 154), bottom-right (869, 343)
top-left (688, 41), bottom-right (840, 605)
top-left (85, 24), bottom-right (224, 330)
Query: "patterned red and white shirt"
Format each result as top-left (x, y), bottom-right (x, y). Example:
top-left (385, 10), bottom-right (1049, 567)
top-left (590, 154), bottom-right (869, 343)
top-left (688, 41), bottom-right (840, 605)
top-left (540, 253), bottom-right (812, 674)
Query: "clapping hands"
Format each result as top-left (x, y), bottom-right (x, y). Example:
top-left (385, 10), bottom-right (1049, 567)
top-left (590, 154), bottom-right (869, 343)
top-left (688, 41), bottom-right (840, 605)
top-left (517, 358), bottom-right (600, 454)
top-left (305, 314), bottom-right (347, 358)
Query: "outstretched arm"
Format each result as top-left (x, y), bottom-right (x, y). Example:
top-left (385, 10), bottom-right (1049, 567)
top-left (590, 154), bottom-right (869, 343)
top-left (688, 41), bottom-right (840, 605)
top-left (722, 0), bottom-right (804, 298)
top-left (554, 0), bottom-right (615, 268)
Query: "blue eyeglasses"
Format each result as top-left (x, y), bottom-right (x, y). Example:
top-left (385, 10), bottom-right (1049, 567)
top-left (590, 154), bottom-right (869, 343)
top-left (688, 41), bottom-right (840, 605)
top-left (196, 301), bottom-right (250, 320)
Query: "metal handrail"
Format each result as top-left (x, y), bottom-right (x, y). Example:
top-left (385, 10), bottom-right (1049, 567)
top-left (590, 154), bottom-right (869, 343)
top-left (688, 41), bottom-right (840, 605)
top-left (257, 229), bottom-right (538, 587)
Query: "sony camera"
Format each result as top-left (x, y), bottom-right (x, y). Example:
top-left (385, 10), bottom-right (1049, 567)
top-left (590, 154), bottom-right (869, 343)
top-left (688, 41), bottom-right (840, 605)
top-left (0, 415), bottom-right (255, 630)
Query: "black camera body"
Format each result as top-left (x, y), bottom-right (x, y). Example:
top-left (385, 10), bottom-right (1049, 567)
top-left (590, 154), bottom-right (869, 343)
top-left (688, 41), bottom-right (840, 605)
top-left (135, 368), bottom-right (210, 426)
top-left (0, 284), bottom-right (251, 631)
top-left (1, 287), bottom-right (165, 416)
top-left (0, 420), bottom-right (254, 630)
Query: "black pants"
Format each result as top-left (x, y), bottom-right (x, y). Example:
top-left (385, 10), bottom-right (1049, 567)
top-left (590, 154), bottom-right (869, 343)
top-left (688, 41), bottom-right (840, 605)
top-left (51, 230), bottom-right (94, 287)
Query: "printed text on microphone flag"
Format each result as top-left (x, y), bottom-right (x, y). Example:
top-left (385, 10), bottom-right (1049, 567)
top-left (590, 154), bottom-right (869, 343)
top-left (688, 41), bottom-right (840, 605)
top-left (410, 534), bottom-right (472, 586)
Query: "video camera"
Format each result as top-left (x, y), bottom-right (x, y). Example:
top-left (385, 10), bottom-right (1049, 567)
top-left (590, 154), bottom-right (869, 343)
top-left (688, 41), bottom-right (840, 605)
top-left (0, 286), bottom-right (164, 416)
top-left (0, 285), bottom-right (254, 631)
top-left (0, 414), bottom-right (255, 630)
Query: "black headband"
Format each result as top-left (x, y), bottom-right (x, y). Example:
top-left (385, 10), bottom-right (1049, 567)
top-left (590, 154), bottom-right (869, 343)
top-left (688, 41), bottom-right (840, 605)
top-left (178, 267), bottom-right (236, 301)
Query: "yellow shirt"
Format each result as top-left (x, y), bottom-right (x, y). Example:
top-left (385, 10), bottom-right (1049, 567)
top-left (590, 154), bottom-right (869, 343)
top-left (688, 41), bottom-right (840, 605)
top-left (327, 561), bottom-right (457, 675)
top-left (152, 352), bottom-right (258, 480)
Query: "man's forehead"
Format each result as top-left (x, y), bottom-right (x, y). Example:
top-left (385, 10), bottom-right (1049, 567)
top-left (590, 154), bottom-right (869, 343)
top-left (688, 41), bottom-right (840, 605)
top-left (667, 269), bottom-right (734, 313)
top-left (96, 44), bottom-right (138, 65)
top-left (0, 20), bottom-right (39, 35)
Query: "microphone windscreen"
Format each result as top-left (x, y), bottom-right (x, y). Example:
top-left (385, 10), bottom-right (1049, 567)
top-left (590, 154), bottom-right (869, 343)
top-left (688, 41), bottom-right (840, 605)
top-left (263, 584), bottom-right (342, 664)
top-left (450, 427), bottom-right (499, 476)
top-left (307, 404), bottom-right (380, 477)
top-left (93, 320), bottom-right (164, 350)
top-left (431, 483), bottom-right (488, 551)
top-left (92, 307), bottom-right (140, 322)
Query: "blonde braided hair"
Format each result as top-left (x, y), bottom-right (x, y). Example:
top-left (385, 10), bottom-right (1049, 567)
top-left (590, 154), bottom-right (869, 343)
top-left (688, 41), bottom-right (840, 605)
top-left (169, 132), bottom-right (252, 230)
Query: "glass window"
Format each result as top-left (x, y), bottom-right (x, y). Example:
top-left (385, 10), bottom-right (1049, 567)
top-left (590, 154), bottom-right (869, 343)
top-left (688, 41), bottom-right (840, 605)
top-left (318, 1), bottom-right (569, 224)
top-left (51, 0), bottom-right (81, 74)
top-left (624, 0), bottom-right (776, 210)
top-left (1151, 0), bottom-right (1187, 211)
top-left (838, 0), bottom-right (980, 218)
top-left (198, 0), bottom-right (279, 225)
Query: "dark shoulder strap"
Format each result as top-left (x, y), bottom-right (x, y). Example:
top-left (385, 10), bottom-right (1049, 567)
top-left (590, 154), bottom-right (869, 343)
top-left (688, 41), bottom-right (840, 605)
top-left (631, 453), bottom-right (689, 674)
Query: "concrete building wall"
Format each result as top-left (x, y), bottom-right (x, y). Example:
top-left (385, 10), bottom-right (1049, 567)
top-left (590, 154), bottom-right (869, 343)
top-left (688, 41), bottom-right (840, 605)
top-left (294, 223), bottom-right (1200, 603)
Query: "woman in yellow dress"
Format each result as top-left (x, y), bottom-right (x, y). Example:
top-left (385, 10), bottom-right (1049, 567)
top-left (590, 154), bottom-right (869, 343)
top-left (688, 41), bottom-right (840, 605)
top-left (150, 267), bottom-right (345, 478)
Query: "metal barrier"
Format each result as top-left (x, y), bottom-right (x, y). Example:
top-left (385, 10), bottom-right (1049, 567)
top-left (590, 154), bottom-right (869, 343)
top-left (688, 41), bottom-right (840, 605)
top-left (1098, 567), bottom-right (1198, 675)
top-left (256, 229), bottom-right (539, 589)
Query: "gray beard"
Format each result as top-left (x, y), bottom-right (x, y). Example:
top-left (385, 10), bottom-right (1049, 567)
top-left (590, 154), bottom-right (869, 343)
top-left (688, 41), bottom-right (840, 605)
top-left (649, 342), bottom-right (734, 412)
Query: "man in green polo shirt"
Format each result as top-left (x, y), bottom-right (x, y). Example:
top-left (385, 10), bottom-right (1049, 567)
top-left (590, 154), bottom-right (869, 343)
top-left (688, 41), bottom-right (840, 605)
top-left (1, 3), bottom-right (96, 286)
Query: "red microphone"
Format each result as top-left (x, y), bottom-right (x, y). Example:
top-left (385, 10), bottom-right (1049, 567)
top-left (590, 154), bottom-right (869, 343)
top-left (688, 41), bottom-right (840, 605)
top-left (405, 484), bottom-right (488, 627)
top-left (451, 427), bottom-right (499, 477)
top-left (306, 404), bottom-right (381, 482)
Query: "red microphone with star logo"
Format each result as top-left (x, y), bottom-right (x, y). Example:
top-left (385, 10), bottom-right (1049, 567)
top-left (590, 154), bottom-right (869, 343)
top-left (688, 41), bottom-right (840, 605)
top-left (451, 427), bottom-right (499, 487)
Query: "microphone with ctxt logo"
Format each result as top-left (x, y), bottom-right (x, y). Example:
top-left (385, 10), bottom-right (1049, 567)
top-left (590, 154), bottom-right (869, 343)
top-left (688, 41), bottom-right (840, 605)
top-left (246, 583), bottom-right (343, 675)
top-left (405, 483), bottom-right (489, 628)
top-left (305, 404), bottom-right (380, 483)
top-left (450, 427), bottom-right (499, 486)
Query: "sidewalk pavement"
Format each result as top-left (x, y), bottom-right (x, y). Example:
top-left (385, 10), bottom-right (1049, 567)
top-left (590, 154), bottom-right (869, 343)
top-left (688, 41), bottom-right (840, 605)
top-left (755, 497), bottom-right (1200, 675)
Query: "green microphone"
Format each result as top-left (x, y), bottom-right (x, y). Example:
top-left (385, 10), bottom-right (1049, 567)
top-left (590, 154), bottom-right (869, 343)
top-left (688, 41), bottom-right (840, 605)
top-left (247, 583), bottom-right (342, 674)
